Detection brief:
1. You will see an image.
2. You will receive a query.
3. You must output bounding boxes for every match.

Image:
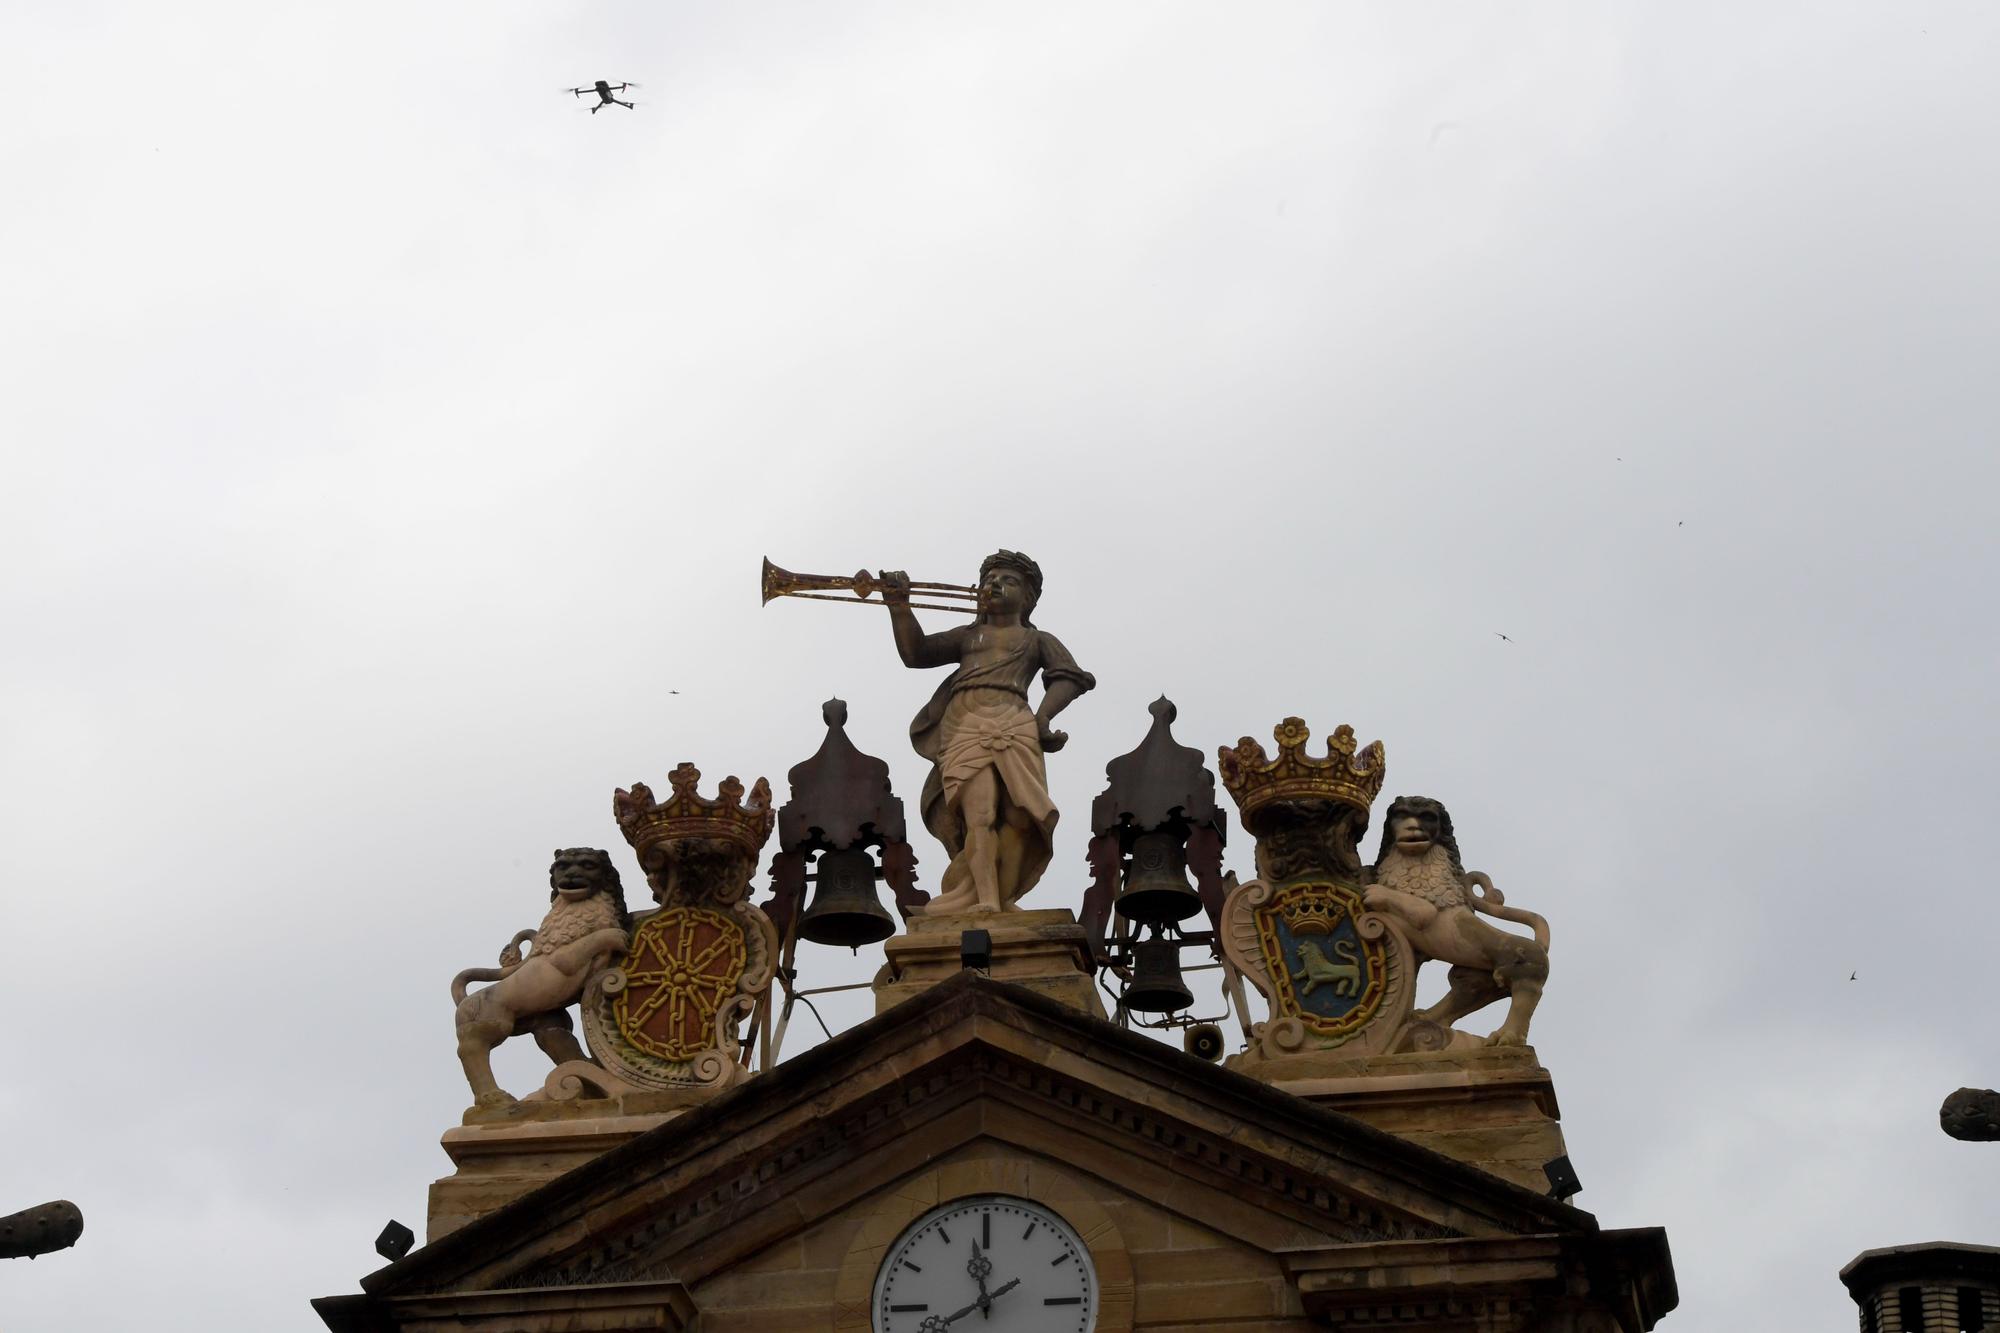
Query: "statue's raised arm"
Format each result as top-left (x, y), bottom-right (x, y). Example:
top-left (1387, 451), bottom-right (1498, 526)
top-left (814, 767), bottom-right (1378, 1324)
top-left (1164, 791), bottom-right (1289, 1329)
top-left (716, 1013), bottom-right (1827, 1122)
top-left (880, 570), bottom-right (967, 669)
top-left (891, 551), bottom-right (1095, 914)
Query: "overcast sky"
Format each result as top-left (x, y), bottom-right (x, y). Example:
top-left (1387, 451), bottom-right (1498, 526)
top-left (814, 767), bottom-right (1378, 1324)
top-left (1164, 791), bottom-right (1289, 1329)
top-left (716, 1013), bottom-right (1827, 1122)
top-left (4, 2), bottom-right (1997, 1329)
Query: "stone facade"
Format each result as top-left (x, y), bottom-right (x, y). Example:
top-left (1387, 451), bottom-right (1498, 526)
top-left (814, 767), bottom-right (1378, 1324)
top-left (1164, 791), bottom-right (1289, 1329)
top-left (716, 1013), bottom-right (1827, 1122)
top-left (317, 973), bottom-right (1674, 1332)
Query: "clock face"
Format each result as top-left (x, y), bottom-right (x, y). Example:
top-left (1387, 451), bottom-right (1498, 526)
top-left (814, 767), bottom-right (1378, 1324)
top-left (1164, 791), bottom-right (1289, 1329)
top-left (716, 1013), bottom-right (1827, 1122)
top-left (873, 1195), bottom-right (1097, 1333)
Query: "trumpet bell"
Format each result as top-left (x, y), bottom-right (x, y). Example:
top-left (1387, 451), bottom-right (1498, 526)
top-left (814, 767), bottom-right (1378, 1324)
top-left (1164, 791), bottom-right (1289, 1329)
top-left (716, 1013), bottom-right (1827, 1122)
top-left (761, 557), bottom-right (842, 605)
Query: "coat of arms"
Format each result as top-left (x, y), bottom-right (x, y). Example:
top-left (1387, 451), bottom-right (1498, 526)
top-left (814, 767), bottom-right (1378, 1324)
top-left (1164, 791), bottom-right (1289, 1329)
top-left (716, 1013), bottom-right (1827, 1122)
top-left (1216, 717), bottom-right (1416, 1060)
top-left (1253, 882), bottom-right (1385, 1040)
top-left (574, 765), bottom-right (781, 1097)
top-left (613, 906), bottom-right (752, 1062)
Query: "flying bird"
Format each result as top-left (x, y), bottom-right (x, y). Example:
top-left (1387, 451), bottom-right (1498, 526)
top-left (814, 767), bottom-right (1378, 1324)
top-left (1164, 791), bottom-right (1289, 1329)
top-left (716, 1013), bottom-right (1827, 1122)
top-left (1429, 120), bottom-right (1463, 149)
top-left (1849, 971), bottom-right (1858, 981)
top-left (1494, 632), bottom-right (1513, 643)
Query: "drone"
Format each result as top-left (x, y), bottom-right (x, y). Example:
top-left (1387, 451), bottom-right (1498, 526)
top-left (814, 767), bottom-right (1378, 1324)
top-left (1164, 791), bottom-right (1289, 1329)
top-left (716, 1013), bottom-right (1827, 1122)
top-left (567, 80), bottom-right (638, 113)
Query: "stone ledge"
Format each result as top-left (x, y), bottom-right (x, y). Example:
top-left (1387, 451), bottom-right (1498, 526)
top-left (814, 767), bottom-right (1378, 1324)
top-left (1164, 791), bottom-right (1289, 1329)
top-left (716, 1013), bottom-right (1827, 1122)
top-left (430, 1105), bottom-right (687, 1242)
top-left (1229, 1046), bottom-right (1568, 1195)
top-left (875, 907), bottom-right (1105, 1019)
top-left (442, 1110), bottom-right (681, 1168)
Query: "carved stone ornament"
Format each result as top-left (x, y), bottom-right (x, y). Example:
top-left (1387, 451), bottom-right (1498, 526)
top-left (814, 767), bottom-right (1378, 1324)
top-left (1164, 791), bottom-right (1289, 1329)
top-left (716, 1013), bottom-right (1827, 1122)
top-left (1364, 795), bottom-right (1550, 1049)
top-left (573, 899), bottom-right (777, 1096)
top-left (1216, 718), bottom-right (1555, 1059)
top-left (1221, 876), bottom-right (1416, 1059)
top-left (558, 766), bottom-right (782, 1100)
top-left (450, 849), bottom-right (634, 1111)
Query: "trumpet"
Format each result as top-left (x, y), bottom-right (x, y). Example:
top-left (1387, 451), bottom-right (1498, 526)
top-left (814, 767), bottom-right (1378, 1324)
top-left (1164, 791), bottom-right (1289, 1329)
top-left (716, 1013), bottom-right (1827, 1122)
top-left (761, 557), bottom-right (980, 615)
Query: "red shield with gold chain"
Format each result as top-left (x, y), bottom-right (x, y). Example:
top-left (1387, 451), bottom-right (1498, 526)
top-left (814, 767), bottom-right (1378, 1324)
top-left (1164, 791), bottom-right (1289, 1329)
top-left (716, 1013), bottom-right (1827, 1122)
top-left (612, 907), bottom-right (749, 1062)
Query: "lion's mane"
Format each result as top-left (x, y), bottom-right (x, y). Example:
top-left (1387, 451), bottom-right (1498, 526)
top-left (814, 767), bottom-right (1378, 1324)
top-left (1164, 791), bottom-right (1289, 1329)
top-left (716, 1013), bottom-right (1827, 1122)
top-left (541, 847), bottom-right (631, 941)
top-left (1372, 795), bottom-right (1464, 871)
top-left (1370, 797), bottom-right (1473, 911)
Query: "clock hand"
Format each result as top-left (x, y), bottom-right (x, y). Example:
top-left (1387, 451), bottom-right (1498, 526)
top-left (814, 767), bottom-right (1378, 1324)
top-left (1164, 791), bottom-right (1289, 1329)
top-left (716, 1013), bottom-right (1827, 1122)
top-left (968, 1239), bottom-right (993, 1314)
top-left (935, 1277), bottom-right (1021, 1326)
top-left (936, 1297), bottom-right (982, 1325)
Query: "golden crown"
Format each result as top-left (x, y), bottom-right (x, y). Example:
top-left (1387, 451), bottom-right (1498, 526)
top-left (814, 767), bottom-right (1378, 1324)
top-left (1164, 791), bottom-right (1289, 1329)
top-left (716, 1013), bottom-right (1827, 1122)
top-left (1283, 901), bottom-right (1338, 935)
top-left (1217, 717), bottom-right (1386, 823)
top-left (613, 762), bottom-right (775, 862)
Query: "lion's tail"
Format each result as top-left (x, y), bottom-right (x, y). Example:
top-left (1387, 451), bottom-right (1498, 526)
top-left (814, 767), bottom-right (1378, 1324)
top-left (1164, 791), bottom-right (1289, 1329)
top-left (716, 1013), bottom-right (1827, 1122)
top-left (1465, 872), bottom-right (1550, 951)
top-left (452, 963), bottom-right (519, 1006)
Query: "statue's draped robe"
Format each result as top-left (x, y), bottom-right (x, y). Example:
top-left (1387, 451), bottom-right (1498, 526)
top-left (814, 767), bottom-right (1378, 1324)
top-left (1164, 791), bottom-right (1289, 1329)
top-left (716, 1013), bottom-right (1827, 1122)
top-left (907, 624), bottom-right (1095, 904)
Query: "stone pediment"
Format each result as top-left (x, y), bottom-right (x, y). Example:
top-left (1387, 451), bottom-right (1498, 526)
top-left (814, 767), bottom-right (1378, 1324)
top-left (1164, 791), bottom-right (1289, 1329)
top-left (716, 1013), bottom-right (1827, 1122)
top-left (318, 974), bottom-right (1670, 1331)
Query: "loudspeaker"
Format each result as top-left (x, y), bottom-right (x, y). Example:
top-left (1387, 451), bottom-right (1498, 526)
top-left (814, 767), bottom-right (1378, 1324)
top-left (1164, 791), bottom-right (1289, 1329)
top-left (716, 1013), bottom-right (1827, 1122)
top-left (375, 1220), bottom-right (415, 1261)
top-left (1184, 1024), bottom-right (1225, 1062)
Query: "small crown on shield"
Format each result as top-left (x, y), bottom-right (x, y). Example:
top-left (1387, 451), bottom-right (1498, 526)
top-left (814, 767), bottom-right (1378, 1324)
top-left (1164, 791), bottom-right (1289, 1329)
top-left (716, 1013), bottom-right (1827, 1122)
top-left (1218, 716), bottom-right (1385, 824)
top-left (1284, 902), bottom-right (1337, 935)
top-left (614, 762), bottom-right (775, 862)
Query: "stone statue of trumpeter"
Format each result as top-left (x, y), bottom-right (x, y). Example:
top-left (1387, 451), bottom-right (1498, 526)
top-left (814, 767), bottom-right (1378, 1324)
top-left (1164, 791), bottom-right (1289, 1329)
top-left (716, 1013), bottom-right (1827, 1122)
top-left (879, 552), bottom-right (1094, 913)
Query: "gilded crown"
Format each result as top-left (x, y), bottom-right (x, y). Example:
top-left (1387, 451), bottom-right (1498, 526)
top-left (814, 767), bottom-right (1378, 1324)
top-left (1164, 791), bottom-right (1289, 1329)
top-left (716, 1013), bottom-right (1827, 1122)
top-left (1217, 717), bottom-right (1386, 824)
top-left (1283, 901), bottom-right (1338, 936)
top-left (613, 762), bottom-right (776, 862)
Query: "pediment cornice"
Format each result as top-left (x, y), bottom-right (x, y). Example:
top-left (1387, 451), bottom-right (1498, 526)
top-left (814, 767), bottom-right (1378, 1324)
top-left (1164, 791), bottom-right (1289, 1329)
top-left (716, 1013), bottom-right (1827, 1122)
top-left (368, 974), bottom-right (1587, 1300)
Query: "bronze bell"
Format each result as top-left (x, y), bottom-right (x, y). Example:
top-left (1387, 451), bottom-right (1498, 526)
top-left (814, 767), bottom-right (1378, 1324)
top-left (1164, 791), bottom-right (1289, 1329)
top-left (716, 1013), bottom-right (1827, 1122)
top-left (797, 847), bottom-right (896, 948)
top-left (1123, 937), bottom-right (1194, 1014)
top-left (1115, 830), bottom-right (1203, 926)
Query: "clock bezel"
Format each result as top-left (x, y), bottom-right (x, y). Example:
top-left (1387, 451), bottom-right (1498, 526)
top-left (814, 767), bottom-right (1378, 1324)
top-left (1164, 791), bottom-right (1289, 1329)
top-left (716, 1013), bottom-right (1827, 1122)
top-left (870, 1193), bottom-right (1098, 1333)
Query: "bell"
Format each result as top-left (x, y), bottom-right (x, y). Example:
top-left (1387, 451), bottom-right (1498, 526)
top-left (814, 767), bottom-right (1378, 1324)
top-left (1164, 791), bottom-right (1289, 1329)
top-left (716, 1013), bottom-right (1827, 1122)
top-left (1115, 830), bottom-right (1203, 926)
top-left (1123, 937), bottom-right (1194, 1014)
top-left (797, 848), bottom-right (896, 948)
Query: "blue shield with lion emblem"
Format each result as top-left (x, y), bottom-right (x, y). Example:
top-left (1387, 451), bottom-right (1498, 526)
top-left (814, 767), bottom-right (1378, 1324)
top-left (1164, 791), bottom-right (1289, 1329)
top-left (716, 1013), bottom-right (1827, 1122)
top-left (1254, 881), bottom-right (1387, 1041)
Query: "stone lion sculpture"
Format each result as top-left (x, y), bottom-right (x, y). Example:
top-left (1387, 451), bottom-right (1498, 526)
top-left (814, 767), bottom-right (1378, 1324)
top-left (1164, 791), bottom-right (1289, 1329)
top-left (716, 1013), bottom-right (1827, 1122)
top-left (451, 848), bottom-right (631, 1109)
top-left (1362, 796), bottom-right (1550, 1047)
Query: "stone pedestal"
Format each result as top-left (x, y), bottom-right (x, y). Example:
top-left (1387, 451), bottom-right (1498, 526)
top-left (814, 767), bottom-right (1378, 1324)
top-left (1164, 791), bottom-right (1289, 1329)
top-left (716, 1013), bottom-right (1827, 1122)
top-left (873, 908), bottom-right (1105, 1019)
top-left (1228, 1044), bottom-right (1570, 1195)
top-left (427, 1101), bottom-right (684, 1242)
